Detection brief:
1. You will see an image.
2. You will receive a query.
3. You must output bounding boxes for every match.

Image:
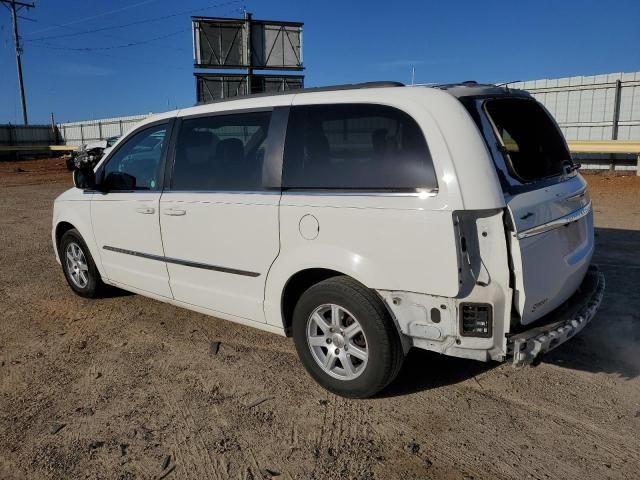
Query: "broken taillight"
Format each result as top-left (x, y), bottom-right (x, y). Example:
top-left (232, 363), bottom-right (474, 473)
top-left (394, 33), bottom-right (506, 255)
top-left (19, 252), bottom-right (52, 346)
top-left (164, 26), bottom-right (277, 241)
top-left (460, 303), bottom-right (492, 337)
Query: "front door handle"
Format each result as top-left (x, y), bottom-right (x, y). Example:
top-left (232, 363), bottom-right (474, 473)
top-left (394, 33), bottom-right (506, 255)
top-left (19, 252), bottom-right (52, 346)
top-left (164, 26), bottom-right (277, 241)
top-left (163, 208), bottom-right (186, 216)
top-left (135, 207), bottom-right (155, 214)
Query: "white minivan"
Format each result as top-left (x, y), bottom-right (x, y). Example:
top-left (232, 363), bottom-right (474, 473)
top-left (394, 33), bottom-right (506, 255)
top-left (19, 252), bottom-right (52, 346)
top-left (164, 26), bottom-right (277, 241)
top-left (53, 81), bottom-right (604, 398)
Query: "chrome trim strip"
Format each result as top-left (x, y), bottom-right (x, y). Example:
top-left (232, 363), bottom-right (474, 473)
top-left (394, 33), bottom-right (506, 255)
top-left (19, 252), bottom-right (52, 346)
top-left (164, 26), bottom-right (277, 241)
top-left (161, 189), bottom-right (439, 197)
top-left (566, 188), bottom-right (588, 201)
top-left (102, 246), bottom-right (260, 277)
top-left (516, 201), bottom-right (592, 240)
top-left (179, 106), bottom-right (274, 120)
top-left (281, 189), bottom-right (438, 197)
top-left (163, 190), bottom-right (281, 195)
top-left (86, 190), bottom-right (161, 195)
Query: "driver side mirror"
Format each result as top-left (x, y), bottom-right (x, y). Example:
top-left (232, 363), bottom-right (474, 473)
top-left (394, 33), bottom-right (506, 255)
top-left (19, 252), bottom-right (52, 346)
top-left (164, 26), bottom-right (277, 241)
top-left (73, 168), bottom-right (96, 190)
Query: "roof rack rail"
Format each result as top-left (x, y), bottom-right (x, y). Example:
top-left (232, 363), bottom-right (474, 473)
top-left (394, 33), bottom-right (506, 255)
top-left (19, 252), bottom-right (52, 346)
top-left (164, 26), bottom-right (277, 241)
top-left (305, 81), bottom-right (405, 92)
top-left (195, 81), bottom-right (405, 106)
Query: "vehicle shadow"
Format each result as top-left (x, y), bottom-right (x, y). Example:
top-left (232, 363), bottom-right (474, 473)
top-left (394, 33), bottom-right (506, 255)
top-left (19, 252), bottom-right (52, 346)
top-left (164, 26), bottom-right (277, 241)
top-left (98, 284), bottom-right (135, 298)
top-left (541, 227), bottom-right (640, 379)
top-left (380, 349), bottom-right (497, 398)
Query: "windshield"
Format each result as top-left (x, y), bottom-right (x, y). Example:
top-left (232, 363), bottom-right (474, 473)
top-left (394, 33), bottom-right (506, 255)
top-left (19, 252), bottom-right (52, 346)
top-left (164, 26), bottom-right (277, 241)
top-left (483, 98), bottom-right (571, 182)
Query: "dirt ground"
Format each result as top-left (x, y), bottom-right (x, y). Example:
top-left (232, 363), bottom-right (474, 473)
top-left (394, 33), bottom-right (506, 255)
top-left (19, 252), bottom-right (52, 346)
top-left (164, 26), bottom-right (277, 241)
top-left (1, 158), bottom-right (639, 480)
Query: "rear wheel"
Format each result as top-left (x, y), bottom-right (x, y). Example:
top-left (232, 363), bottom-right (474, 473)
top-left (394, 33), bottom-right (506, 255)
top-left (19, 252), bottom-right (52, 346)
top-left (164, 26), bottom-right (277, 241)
top-left (292, 276), bottom-right (405, 398)
top-left (59, 229), bottom-right (105, 298)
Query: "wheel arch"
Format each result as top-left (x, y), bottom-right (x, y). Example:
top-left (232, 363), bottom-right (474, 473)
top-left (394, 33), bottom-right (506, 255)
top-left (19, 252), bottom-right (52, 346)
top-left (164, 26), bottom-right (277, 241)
top-left (280, 268), bottom-right (344, 335)
top-left (277, 268), bottom-right (404, 346)
top-left (264, 245), bottom-right (398, 333)
top-left (55, 221), bottom-right (76, 252)
top-left (52, 200), bottom-right (106, 278)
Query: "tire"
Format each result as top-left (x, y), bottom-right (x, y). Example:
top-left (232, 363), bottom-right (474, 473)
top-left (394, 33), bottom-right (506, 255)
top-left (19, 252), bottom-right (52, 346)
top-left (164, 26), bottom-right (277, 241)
top-left (292, 276), bottom-right (405, 398)
top-left (59, 229), bottom-right (105, 298)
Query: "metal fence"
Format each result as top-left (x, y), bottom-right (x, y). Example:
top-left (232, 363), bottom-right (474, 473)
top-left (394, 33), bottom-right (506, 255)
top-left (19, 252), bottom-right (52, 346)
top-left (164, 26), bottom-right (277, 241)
top-left (57, 114), bottom-right (152, 145)
top-left (510, 72), bottom-right (640, 141)
top-left (53, 72), bottom-right (640, 170)
top-left (0, 124), bottom-right (57, 145)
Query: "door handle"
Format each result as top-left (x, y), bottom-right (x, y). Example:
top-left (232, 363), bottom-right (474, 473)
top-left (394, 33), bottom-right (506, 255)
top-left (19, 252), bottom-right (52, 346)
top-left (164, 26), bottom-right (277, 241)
top-left (163, 208), bottom-right (186, 216)
top-left (135, 207), bottom-right (155, 214)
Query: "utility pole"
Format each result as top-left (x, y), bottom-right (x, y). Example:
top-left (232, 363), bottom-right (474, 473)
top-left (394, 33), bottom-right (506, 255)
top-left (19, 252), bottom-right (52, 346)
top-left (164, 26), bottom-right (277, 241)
top-left (2, 0), bottom-right (35, 125)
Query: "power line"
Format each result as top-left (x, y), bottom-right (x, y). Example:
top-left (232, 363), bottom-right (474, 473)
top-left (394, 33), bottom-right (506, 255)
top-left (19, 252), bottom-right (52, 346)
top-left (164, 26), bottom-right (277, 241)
top-left (24, 0), bottom-right (242, 43)
top-left (24, 0), bottom-right (160, 36)
top-left (18, 1), bottom-right (241, 59)
top-left (23, 1), bottom-right (246, 68)
top-left (36, 27), bottom-right (190, 51)
top-left (29, 43), bottom-right (195, 72)
top-left (21, 15), bottom-right (190, 55)
top-left (1, 0), bottom-right (247, 122)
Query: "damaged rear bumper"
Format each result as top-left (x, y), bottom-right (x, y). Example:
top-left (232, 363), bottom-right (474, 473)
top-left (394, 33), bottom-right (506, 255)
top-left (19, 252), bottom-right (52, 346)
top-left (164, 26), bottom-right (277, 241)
top-left (508, 266), bottom-right (605, 367)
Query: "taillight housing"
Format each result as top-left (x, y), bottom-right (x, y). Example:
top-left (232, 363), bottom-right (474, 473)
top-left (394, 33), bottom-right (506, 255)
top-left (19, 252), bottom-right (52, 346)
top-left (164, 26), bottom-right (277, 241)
top-left (460, 303), bottom-right (492, 337)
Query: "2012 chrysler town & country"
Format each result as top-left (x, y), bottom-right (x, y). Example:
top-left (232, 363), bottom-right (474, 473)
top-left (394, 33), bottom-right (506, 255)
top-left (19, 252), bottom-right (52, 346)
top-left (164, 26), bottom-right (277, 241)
top-left (52, 81), bottom-right (604, 398)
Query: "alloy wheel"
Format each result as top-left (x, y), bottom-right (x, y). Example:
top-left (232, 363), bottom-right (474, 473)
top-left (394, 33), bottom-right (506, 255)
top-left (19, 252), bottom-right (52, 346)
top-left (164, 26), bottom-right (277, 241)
top-left (306, 304), bottom-right (369, 380)
top-left (65, 242), bottom-right (89, 288)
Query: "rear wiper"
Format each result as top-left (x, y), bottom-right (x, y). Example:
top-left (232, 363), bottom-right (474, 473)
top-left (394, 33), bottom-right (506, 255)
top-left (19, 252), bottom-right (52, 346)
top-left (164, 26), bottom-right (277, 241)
top-left (562, 160), bottom-right (581, 174)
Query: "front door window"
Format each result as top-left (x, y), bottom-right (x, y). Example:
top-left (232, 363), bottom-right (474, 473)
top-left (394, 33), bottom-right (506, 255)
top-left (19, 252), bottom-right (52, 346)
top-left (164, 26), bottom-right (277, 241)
top-left (102, 124), bottom-right (167, 191)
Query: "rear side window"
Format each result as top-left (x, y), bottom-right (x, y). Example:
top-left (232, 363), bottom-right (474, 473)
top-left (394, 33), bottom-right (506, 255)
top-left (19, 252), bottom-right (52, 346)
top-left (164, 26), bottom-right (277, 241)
top-left (282, 104), bottom-right (436, 190)
top-left (484, 99), bottom-right (571, 182)
top-left (172, 111), bottom-right (272, 191)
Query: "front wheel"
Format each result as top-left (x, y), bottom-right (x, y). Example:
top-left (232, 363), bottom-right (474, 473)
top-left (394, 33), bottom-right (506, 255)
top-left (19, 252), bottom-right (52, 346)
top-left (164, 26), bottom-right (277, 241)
top-left (59, 229), bottom-right (105, 298)
top-left (292, 276), bottom-right (405, 398)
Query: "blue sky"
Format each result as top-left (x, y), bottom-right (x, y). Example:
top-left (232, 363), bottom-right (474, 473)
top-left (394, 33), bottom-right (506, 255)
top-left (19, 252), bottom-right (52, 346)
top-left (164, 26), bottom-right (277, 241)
top-left (1, 0), bottom-right (639, 124)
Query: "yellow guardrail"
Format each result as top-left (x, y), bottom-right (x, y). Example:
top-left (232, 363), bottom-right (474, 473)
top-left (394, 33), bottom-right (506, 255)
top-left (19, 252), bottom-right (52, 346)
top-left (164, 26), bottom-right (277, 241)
top-left (503, 139), bottom-right (639, 175)
top-left (503, 140), bottom-right (640, 155)
top-left (3, 141), bottom-right (639, 155)
top-left (567, 140), bottom-right (640, 155)
top-left (0, 144), bottom-right (78, 152)
top-left (2, 141), bottom-right (639, 174)
top-left (568, 141), bottom-right (640, 175)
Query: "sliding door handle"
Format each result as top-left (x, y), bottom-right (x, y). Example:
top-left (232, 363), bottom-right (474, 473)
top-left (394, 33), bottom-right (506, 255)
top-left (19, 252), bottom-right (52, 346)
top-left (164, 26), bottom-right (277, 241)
top-left (135, 207), bottom-right (155, 214)
top-left (163, 208), bottom-right (186, 216)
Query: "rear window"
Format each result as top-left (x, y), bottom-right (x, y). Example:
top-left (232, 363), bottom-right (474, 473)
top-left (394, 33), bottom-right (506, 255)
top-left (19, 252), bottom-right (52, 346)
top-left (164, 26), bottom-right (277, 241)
top-left (282, 104), bottom-right (437, 190)
top-left (484, 99), bottom-right (571, 182)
